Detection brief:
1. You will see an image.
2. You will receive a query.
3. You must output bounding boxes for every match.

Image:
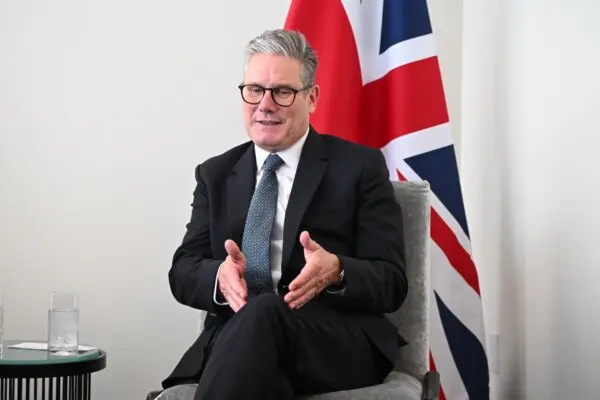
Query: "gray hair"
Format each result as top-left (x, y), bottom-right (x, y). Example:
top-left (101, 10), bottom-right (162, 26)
top-left (244, 29), bottom-right (318, 88)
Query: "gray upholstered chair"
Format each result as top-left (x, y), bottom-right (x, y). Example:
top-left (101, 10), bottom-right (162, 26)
top-left (148, 180), bottom-right (439, 400)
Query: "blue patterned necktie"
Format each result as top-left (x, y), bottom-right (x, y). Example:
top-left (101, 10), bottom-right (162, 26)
top-left (242, 153), bottom-right (284, 296)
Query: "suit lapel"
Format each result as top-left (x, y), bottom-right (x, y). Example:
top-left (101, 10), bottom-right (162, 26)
top-left (282, 129), bottom-right (328, 270)
top-left (227, 144), bottom-right (256, 246)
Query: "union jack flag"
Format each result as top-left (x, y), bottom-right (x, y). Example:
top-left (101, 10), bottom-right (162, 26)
top-left (285, 0), bottom-right (490, 398)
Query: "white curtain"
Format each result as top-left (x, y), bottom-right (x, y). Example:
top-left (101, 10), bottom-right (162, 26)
top-left (460, 1), bottom-right (600, 399)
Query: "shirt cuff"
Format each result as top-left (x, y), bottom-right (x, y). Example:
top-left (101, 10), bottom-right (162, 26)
top-left (326, 284), bottom-right (347, 295)
top-left (325, 267), bottom-right (346, 295)
top-left (213, 262), bottom-right (229, 305)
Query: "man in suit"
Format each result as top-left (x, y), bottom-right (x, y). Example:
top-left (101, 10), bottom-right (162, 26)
top-left (161, 29), bottom-right (408, 400)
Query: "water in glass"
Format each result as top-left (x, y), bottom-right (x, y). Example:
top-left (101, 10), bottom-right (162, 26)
top-left (47, 292), bottom-right (79, 355)
top-left (48, 308), bottom-right (79, 354)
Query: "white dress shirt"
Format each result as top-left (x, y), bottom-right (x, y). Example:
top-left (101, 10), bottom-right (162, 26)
top-left (214, 129), bottom-right (309, 303)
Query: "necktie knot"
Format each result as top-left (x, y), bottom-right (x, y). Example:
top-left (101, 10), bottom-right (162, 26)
top-left (263, 154), bottom-right (284, 173)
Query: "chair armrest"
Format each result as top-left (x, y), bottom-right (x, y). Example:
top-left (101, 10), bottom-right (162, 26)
top-left (146, 390), bottom-right (163, 400)
top-left (422, 371), bottom-right (440, 400)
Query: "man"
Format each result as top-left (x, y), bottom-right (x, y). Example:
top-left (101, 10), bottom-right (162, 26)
top-left (162, 29), bottom-right (408, 400)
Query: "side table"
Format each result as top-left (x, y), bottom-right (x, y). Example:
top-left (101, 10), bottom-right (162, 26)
top-left (0, 340), bottom-right (106, 400)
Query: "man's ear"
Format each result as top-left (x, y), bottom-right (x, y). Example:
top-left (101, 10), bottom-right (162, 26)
top-left (308, 85), bottom-right (320, 113)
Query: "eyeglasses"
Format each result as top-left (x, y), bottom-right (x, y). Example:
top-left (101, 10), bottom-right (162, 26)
top-left (238, 84), bottom-right (312, 107)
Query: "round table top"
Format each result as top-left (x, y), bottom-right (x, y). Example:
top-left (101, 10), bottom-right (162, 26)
top-left (0, 341), bottom-right (106, 378)
top-left (1, 341), bottom-right (99, 365)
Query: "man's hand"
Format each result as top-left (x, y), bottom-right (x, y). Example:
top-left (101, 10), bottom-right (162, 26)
top-left (217, 240), bottom-right (248, 312)
top-left (284, 231), bottom-right (342, 309)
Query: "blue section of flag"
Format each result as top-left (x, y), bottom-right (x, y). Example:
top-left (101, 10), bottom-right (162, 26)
top-left (405, 145), bottom-right (470, 238)
top-left (380, 0), bottom-right (433, 54)
top-left (435, 291), bottom-right (490, 399)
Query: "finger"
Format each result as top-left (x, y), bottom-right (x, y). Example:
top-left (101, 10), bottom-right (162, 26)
top-left (240, 278), bottom-right (248, 296)
top-left (228, 277), bottom-right (248, 301)
top-left (233, 301), bottom-right (247, 313)
top-left (232, 295), bottom-right (247, 312)
top-left (287, 270), bottom-right (332, 305)
top-left (299, 231), bottom-right (321, 252)
top-left (226, 292), bottom-right (240, 311)
top-left (234, 259), bottom-right (246, 275)
top-left (223, 286), bottom-right (246, 310)
top-left (289, 286), bottom-right (319, 309)
top-left (221, 268), bottom-right (248, 301)
top-left (284, 287), bottom-right (308, 306)
top-left (228, 295), bottom-right (244, 313)
top-left (285, 275), bottom-right (318, 304)
top-left (225, 239), bottom-right (245, 264)
top-left (288, 261), bottom-right (318, 291)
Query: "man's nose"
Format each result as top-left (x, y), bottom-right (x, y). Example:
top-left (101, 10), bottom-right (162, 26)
top-left (258, 91), bottom-right (277, 112)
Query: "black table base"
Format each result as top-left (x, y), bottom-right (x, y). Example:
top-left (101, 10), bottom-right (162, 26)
top-left (0, 350), bottom-right (106, 400)
top-left (1, 374), bottom-right (92, 400)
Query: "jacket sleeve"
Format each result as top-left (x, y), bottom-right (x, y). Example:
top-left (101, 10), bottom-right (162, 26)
top-left (168, 163), bottom-right (228, 315)
top-left (325, 150), bottom-right (408, 314)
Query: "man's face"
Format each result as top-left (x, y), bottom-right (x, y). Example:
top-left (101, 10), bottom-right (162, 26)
top-left (241, 53), bottom-right (319, 152)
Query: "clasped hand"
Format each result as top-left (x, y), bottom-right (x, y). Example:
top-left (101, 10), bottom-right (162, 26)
top-left (217, 231), bottom-right (341, 312)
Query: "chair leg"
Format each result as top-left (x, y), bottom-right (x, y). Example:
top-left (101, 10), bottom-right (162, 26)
top-left (421, 371), bottom-right (440, 400)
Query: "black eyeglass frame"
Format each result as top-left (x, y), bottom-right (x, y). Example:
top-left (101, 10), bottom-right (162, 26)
top-left (237, 83), bottom-right (313, 107)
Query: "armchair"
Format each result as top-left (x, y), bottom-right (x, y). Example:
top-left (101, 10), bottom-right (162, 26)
top-left (148, 180), bottom-right (439, 400)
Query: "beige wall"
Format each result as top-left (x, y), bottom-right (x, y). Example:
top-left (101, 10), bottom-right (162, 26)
top-left (461, 0), bottom-right (600, 398)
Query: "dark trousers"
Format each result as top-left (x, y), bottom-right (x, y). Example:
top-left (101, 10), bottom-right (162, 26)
top-left (193, 294), bottom-right (391, 400)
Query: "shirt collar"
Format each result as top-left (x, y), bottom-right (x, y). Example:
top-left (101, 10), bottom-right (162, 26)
top-left (254, 126), bottom-right (310, 172)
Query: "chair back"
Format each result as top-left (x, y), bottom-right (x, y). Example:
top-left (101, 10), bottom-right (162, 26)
top-left (385, 180), bottom-right (431, 379)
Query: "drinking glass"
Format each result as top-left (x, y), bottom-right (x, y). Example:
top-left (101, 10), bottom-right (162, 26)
top-left (47, 291), bottom-right (79, 355)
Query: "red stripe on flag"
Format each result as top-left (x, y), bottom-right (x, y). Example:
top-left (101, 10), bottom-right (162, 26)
top-left (285, 0), bottom-right (364, 142)
top-left (396, 169), bottom-right (407, 181)
top-left (431, 208), bottom-right (481, 295)
top-left (429, 352), bottom-right (447, 400)
top-left (359, 56), bottom-right (450, 149)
